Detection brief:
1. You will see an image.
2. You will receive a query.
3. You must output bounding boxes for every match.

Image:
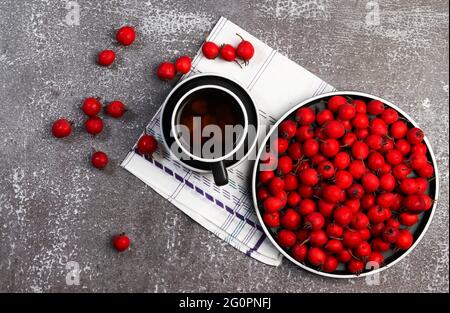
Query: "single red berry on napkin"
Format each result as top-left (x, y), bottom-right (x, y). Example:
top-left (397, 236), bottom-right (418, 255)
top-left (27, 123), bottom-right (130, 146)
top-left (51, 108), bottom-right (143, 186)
top-left (137, 134), bottom-right (158, 155)
top-left (236, 33), bottom-right (254, 63)
top-left (202, 41), bottom-right (219, 59)
top-left (220, 44), bottom-right (236, 62)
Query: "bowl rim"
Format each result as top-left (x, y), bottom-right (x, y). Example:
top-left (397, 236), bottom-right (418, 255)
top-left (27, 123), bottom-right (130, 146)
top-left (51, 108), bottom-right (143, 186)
top-left (251, 90), bottom-right (440, 279)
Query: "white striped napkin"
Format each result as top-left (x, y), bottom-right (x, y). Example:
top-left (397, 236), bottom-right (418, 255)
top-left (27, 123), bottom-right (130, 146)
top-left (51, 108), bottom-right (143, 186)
top-left (121, 17), bottom-right (335, 266)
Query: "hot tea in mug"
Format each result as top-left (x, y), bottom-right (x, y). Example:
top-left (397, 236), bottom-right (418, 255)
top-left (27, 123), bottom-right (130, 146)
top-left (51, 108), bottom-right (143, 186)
top-left (170, 85), bottom-right (250, 186)
top-left (175, 88), bottom-right (246, 159)
top-left (162, 74), bottom-right (259, 187)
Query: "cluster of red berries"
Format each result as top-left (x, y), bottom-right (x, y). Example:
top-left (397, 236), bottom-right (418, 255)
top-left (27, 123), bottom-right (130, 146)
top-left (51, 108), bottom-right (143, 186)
top-left (52, 24), bottom-right (160, 253)
top-left (53, 105), bottom-right (156, 254)
top-left (51, 97), bottom-right (128, 169)
top-left (156, 34), bottom-right (255, 80)
top-left (257, 95), bottom-right (434, 274)
top-left (52, 23), bottom-right (159, 175)
top-left (156, 56), bottom-right (192, 81)
top-left (97, 26), bottom-right (136, 66)
top-left (53, 26), bottom-right (135, 167)
top-left (201, 34), bottom-right (254, 66)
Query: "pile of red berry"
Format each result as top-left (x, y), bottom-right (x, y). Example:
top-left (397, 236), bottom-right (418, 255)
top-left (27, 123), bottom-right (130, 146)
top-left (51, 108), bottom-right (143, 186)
top-left (256, 95), bottom-right (435, 275)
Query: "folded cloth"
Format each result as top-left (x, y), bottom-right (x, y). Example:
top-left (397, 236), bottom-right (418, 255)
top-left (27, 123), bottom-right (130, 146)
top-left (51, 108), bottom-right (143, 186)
top-left (121, 17), bottom-right (335, 266)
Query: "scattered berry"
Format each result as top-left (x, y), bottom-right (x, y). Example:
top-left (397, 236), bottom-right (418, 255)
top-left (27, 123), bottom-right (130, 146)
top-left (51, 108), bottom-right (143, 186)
top-left (157, 62), bottom-right (176, 80)
top-left (52, 118), bottom-right (72, 138)
top-left (137, 134), bottom-right (158, 155)
top-left (98, 49), bottom-right (116, 66)
top-left (174, 55), bottom-right (192, 74)
top-left (116, 26), bottom-right (136, 46)
top-left (85, 116), bottom-right (103, 135)
top-left (106, 100), bottom-right (126, 118)
top-left (91, 151), bottom-right (109, 169)
top-left (113, 233), bottom-right (130, 252)
top-left (82, 97), bottom-right (102, 117)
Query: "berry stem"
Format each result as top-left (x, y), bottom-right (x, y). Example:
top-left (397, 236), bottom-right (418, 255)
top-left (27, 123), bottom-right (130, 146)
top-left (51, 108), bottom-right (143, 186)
top-left (349, 250), bottom-right (361, 261)
top-left (235, 33), bottom-right (245, 41)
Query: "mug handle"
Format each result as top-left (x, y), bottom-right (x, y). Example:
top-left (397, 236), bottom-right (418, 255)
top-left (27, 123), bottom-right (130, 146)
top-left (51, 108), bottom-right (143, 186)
top-left (210, 161), bottom-right (228, 186)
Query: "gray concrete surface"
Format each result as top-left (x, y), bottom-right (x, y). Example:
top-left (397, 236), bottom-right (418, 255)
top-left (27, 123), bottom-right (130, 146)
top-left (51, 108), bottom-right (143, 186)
top-left (0, 0), bottom-right (448, 293)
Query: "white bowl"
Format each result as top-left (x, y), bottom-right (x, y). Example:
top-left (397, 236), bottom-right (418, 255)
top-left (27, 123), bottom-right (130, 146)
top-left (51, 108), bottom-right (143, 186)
top-left (252, 91), bottom-right (439, 278)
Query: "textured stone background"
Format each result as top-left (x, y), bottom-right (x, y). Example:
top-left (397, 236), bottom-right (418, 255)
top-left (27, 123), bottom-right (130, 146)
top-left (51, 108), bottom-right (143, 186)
top-left (0, 0), bottom-right (448, 292)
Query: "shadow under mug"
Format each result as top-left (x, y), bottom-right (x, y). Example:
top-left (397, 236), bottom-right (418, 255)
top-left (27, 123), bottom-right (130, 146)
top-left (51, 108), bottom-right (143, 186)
top-left (170, 85), bottom-right (249, 186)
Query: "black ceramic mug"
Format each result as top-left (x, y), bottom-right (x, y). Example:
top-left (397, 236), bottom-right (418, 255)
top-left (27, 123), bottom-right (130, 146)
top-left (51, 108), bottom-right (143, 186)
top-left (160, 73), bottom-right (259, 187)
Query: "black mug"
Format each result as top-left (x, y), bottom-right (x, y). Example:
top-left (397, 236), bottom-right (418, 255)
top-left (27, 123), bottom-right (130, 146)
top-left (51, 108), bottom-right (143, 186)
top-left (160, 73), bottom-right (259, 187)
